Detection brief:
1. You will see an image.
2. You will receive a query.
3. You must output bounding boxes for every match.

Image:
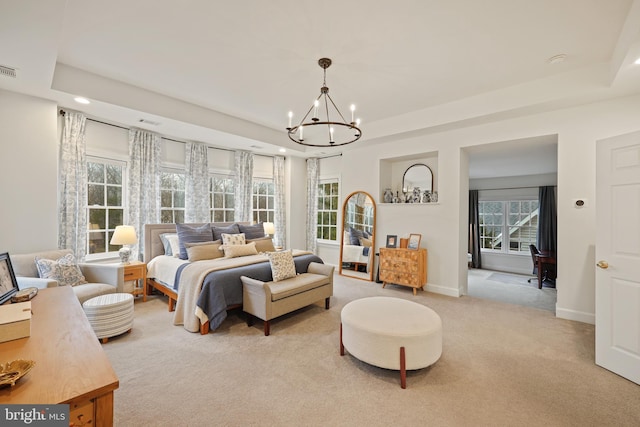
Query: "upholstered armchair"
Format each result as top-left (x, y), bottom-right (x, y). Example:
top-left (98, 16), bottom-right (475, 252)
top-left (12, 249), bottom-right (125, 304)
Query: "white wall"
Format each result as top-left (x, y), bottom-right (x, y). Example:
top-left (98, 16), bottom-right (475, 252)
top-left (0, 90), bottom-right (58, 253)
top-left (339, 93), bottom-right (640, 324)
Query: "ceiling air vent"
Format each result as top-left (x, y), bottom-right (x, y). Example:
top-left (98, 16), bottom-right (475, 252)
top-left (138, 118), bottom-right (160, 126)
top-left (0, 65), bottom-right (17, 78)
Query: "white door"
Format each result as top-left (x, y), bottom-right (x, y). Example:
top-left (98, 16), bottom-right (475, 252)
top-left (595, 131), bottom-right (640, 385)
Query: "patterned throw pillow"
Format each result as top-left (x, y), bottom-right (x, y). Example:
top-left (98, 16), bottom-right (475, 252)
top-left (184, 240), bottom-right (224, 262)
top-left (223, 242), bottom-right (258, 258)
top-left (266, 250), bottom-right (297, 282)
top-left (35, 253), bottom-right (87, 287)
top-left (221, 233), bottom-right (246, 246)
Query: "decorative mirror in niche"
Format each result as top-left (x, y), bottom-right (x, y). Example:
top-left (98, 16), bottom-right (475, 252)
top-left (339, 191), bottom-right (376, 281)
top-left (403, 163), bottom-right (433, 194)
top-left (402, 163), bottom-right (433, 203)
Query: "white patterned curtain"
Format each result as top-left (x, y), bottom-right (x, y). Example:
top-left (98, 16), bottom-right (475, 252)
top-left (58, 111), bottom-right (88, 259)
top-left (185, 142), bottom-right (209, 223)
top-left (273, 155), bottom-right (286, 247)
top-left (306, 158), bottom-right (319, 253)
top-left (128, 129), bottom-right (161, 260)
top-left (234, 151), bottom-right (253, 222)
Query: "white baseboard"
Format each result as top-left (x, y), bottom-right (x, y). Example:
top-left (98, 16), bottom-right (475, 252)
top-left (556, 306), bottom-right (595, 325)
top-left (425, 283), bottom-right (461, 298)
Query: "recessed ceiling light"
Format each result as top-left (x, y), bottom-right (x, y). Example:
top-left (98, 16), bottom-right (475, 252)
top-left (279, 148), bottom-right (286, 153)
top-left (74, 97), bottom-right (90, 104)
top-left (547, 54), bottom-right (567, 64)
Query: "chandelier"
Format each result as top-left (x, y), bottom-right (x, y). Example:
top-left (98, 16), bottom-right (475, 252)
top-left (287, 58), bottom-right (362, 147)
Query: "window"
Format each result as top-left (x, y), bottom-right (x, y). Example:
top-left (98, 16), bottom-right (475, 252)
top-left (87, 159), bottom-right (125, 255)
top-left (160, 170), bottom-right (185, 223)
top-left (479, 200), bottom-right (539, 253)
top-left (317, 180), bottom-right (339, 241)
top-left (252, 179), bottom-right (274, 224)
top-left (210, 175), bottom-right (235, 222)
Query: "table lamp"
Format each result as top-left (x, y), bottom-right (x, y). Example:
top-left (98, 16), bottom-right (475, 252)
top-left (263, 222), bottom-right (275, 238)
top-left (110, 225), bottom-right (137, 264)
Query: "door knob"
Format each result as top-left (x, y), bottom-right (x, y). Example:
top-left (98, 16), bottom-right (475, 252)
top-left (596, 260), bottom-right (609, 269)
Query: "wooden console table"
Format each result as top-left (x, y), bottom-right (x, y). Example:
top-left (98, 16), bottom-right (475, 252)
top-left (0, 286), bottom-right (119, 426)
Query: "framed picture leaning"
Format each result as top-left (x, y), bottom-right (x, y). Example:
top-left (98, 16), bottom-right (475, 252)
top-left (386, 235), bottom-right (398, 248)
top-left (408, 234), bottom-right (422, 250)
top-left (0, 252), bottom-right (19, 305)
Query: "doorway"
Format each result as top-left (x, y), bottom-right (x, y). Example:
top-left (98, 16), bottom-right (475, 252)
top-left (464, 135), bottom-right (558, 310)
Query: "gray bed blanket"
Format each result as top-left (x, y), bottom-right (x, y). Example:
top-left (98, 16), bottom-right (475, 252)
top-left (173, 252), bottom-right (323, 332)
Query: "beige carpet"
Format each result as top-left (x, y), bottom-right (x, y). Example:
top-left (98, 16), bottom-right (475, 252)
top-left (104, 274), bottom-right (640, 427)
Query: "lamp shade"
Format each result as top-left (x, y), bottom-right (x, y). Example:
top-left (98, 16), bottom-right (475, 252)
top-left (110, 225), bottom-right (137, 245)
top-left (263, 222), bottom-right (275, 236)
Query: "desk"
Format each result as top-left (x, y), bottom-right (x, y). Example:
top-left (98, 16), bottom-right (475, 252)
top-left (535, 252), bottom-right (556, 289)
top-left (0, 286), bottom-right (119, 426)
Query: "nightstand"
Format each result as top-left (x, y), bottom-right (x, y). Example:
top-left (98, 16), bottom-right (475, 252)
top-left (123, 261), bottom-right (147, 301)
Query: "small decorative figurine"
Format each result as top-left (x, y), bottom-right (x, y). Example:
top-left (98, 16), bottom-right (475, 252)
top-left (423, 190), bottom-right (431, 203)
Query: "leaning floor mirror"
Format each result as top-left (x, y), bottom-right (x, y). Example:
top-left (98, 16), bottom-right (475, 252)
top-left (339, 191), bottom-right (376, 281)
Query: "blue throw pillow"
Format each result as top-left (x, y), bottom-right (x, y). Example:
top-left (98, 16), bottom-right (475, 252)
top-left (176, 223), bottom-right (213, 260)
top-left (349, 228), bottom-right (364, 246)
top-left (238, 223), bottom-right (265, 240)
top-left (212, 223), bottom-right (240, 241)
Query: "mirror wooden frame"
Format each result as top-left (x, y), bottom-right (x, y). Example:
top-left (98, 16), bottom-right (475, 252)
top-left (339, 191), bottom-right (376, 281)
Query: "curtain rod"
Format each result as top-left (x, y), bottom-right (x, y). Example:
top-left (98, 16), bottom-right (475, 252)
top-left (474, 185), bottom-right (556, 191)
top-left (311, 153), bottom-right (343, 160)
top-left (59, 109), bottom-right (280, 158)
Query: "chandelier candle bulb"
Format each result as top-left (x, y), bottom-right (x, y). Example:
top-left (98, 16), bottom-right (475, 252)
top-left (313, 100), bottom-right (319, 120)
top-left (287, 111), bottom-right (293, 129)
top-left (350, 104), bottom-right (355, 122)
top-left (299, 125), bottom-right (304, 140)
top-left (330, 127), bottom-right (335, 143)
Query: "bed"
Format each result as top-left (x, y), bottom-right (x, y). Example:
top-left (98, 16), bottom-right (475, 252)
top-left (144, 223), bottom-right (323, 334)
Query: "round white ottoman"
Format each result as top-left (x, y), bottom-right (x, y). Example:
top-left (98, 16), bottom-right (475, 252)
top-left (340, 296), bottom-right (442, 388)
top-left (83, 293), bottom-right (134, 343)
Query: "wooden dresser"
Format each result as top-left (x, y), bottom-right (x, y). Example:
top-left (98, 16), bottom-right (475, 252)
top-left (379, 247), bottom-right (428, 295)
top-left (0, 286), bottom-right (119, 426)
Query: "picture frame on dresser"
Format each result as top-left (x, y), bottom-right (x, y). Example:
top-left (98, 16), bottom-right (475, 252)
top-left (408, 234), bottom-right (422, 250)
top-left (0, 252), bottom-right (19, 305)
top-left (386, 235), bottom-right (398, 248)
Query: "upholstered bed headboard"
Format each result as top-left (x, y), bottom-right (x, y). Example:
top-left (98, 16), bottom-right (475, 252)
top-left (144, 222), bottom-right (250, 262)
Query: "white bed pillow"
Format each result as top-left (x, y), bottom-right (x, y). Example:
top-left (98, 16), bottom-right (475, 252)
top-left (160, 233), bottom-right (180, 257)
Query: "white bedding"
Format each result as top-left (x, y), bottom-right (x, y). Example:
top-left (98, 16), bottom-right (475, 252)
top-left (146, 255), bottom-right (189, 288)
